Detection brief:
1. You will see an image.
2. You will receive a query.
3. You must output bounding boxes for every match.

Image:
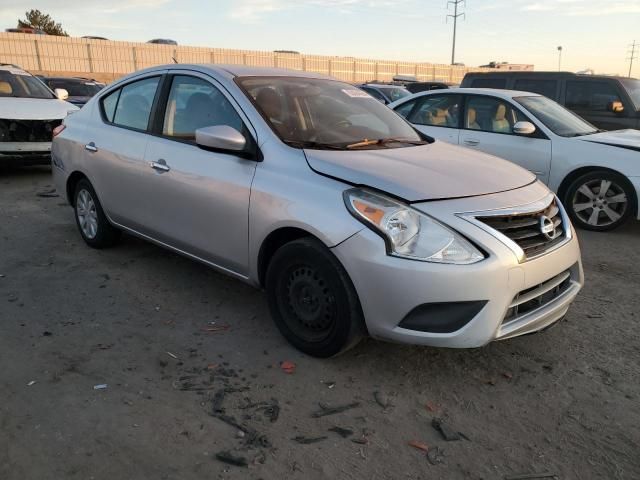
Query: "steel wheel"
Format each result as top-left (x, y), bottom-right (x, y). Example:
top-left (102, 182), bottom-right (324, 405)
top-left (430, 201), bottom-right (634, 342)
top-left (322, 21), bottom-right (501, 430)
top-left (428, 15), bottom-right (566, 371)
top-left (571, 178), bottom-right (628, 228)
top-left (76, 188), bottom-right (99, 239)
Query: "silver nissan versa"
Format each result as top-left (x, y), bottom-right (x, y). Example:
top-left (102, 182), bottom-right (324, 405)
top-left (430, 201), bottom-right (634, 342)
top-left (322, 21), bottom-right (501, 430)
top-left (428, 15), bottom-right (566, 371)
top-left (52, 64), bottom-right (584, 357)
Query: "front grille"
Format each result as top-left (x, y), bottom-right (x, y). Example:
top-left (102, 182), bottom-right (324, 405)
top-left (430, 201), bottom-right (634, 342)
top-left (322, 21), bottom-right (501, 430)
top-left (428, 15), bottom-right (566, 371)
top-left (504, 270), bottom-right (572, 324)
top-left (477, 199), bottom-right (566, 260)
top-left (0, 119), bottom-right (61, 143)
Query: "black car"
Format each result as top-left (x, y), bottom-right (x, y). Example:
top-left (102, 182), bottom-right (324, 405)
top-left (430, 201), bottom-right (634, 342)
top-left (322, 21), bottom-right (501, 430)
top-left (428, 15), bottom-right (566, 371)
top-left (357, 83), bottom-right (411, 105)
top-left (147, 38), bottom-right (178, 45)
top-left (404, 81), bottom-right (457, 94)
top-left (40, 77), bottom-right (105, 106)
top-left (461, 71), bottom-right (640, 131)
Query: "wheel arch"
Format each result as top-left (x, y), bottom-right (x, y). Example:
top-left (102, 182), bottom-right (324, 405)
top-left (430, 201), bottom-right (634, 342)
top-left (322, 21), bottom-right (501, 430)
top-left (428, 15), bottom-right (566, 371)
top-left (65, 171), bottom-right (89, 204)
top-left (557, 166), bottom-right (638, 216)
top-left (257, 227), bottom-right (324, 288)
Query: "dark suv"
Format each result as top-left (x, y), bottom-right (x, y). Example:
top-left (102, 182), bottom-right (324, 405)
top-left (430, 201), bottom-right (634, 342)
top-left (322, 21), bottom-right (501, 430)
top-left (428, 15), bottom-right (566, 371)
top-left (461, 72), bottom-right (640, 131)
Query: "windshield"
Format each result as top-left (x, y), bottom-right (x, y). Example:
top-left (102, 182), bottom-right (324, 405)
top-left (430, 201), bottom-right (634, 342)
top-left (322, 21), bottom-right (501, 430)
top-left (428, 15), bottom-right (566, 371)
top-left (0, 69), bottom-right (55, 99)
top-left (620, 78), bottom-right (640, 110)
top-left (380, 86), bottom-right (411, 102)
top-left (515, 95), bottom-right (598, 137)
top-left (48, 79), bottom-right (103, 97)
top-left (237, 77), bottom-right (424, 150)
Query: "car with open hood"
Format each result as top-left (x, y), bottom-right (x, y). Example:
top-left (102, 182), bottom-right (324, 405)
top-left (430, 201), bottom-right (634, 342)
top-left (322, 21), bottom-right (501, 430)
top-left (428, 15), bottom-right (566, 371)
top-left (0, 64), bottom-right (78, 166)
top-left (52, 65), bottom-right (583, 357)
top-left (390, 88), bottom-right (640, 231)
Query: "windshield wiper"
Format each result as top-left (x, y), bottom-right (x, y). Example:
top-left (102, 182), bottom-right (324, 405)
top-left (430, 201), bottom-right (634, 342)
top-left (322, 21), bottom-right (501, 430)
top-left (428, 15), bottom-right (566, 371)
top-left (284, 140), bottom-right (347, 150)
top-left (346, 137), bottom-right (428, 149)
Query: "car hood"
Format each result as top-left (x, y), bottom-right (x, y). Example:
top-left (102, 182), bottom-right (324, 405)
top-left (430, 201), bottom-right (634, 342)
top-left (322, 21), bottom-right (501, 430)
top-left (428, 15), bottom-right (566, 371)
top-left (304, 141), bottom-right (536, 202)
top-left (0, 97), bottom-right (78, 120)
top-left (579, 129), bottom-right (640, 151)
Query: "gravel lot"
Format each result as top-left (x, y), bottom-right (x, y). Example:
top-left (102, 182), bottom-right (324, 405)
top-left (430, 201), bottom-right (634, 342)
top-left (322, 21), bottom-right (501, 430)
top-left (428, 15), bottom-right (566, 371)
top-left (1, 167), bottom-right (639, 480)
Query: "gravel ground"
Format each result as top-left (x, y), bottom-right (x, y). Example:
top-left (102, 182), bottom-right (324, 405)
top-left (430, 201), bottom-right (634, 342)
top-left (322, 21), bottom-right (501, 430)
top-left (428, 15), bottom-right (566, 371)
top-left (1, 167), bottom-right (639, 480)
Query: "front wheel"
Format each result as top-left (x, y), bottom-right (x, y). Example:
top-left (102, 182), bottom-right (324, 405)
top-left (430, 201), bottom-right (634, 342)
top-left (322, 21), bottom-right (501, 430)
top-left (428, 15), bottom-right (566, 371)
top-left (265, 238), bottom-right (365, 357)
top-left (564, 171), bottom-right (635, 231)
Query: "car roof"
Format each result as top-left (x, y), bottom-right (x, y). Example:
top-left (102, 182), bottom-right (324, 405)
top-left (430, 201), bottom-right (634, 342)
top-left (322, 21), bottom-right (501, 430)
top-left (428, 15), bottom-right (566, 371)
top-left (465, 71), bottom-right (636, 81)
top-left (133, 63), bottom-right (335, 80)
top-left (387, 87), bottom-right (542, 108)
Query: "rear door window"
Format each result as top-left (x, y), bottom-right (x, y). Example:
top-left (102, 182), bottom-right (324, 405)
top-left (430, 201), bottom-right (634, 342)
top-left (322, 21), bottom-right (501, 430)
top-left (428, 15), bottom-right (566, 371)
top-left (470, 78), bottom-right (507, 89)
top-left (566, 81), bottom-right (622, 112)
top-left (107, 77), bottom-right (160, 130)
top-left (514, 79), bottom-right (558, 99)
top-left (394, 99), bottom-right (417, 118)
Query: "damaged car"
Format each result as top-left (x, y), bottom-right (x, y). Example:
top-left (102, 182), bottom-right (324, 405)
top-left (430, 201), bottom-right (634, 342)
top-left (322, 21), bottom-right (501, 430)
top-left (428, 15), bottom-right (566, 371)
top-left (0, 64), bottom-right (78, 166)
top-left (52, 65), bottom-right (583, 357)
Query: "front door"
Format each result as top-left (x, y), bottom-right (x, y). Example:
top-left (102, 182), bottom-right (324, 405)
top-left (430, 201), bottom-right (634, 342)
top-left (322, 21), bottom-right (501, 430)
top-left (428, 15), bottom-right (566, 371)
top-left (459, 94), bottom-right (552, 184)
top-left (564, 80), bottom-right (636, 131)
top-left (141, 73), bottom-right (257, 276)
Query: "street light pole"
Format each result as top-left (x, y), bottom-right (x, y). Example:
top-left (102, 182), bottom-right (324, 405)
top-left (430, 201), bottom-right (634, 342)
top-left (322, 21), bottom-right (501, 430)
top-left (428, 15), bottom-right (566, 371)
top-left (447, 1), bottom-right (465, 65)
top-left (557, 46), bottom-right (563, 71)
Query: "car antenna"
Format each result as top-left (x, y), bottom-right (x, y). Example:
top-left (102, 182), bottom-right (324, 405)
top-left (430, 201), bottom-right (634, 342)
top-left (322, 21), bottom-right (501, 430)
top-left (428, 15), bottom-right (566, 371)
top-left (172, 57), bottom-right (178, 64)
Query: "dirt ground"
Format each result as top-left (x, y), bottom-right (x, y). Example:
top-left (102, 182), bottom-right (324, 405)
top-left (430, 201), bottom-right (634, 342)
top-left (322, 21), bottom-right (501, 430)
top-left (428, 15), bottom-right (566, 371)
top-left (1, 166), bottom-right (639, 480)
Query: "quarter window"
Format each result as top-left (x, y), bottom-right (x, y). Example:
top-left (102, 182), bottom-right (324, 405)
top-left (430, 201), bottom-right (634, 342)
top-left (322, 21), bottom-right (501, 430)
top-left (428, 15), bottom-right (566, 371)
top-left (408, 95), bottom-right (461, 128)
top-left (162, 75), bottom-right (243, 140)
top-left (104, 76), bottom-right (160, 130)
top-left (464, 96), bottom-right (526, 134)
top-left (566, 81), bottom-right (622, 112)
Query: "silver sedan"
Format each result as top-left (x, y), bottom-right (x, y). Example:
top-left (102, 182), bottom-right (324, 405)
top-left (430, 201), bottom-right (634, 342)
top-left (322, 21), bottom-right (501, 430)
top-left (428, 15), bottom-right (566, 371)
top-left (52, 64), bottom-right (583, 357)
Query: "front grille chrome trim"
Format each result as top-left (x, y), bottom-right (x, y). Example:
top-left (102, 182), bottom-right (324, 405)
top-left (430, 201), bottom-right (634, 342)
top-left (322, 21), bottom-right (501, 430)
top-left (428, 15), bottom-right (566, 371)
top-left (457, 194), bottom-right (572, 263)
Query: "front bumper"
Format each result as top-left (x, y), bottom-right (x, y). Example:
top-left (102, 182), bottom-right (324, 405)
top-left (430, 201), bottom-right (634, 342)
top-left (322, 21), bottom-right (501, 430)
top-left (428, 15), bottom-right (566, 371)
top-left (331, 185), bottom-right (584, 348)
top-left (0, 142), bottom-right (52, 166)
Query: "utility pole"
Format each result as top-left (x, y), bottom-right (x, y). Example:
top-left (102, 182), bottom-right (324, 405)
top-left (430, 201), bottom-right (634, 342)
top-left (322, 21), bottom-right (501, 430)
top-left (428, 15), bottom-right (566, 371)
top-left (447, 0), bottom-right (465, 65)
top-left (557, 46), bottom-right (563, 71)
top-left (628, 40), bottom-right (638, 77)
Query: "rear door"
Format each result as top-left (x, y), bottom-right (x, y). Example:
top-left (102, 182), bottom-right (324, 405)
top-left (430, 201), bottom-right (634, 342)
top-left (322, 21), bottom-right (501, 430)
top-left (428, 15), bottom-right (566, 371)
top-left (400, 93), bottom-right (462, 144)
top-left (458, 94), bottom-right (552, 183)
top-left (85, 73), bottom-right (163, 229)
top-left (140, 71), bottom-right (258, 275)
top-left (564, 80), bottom-right (635, 130)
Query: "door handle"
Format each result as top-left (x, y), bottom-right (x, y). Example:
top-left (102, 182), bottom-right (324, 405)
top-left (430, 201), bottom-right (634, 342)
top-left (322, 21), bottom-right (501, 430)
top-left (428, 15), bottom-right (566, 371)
top-left (463, 139), bottom-right (479, 146)
top-left (85, 142), bottom-right (98, 152)
top-left (150, 159), bottom-right (170, 173)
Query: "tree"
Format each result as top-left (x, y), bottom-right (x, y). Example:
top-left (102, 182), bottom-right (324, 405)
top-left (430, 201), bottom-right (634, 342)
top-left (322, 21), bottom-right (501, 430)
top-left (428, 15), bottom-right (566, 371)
top-left (18, 9), bottom-right (68, 36)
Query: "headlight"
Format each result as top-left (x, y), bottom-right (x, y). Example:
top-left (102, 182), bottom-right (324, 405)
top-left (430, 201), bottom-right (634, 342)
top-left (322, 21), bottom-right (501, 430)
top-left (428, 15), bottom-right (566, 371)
top-left (344, 188), bottom-right (484, 264)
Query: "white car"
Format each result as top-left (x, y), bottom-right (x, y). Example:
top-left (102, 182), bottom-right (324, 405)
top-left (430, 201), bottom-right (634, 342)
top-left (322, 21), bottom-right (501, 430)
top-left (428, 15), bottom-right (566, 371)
top-left (389, 88), bottom-right (640, 231)
top-left (0, 64), bottom-right (78, 166)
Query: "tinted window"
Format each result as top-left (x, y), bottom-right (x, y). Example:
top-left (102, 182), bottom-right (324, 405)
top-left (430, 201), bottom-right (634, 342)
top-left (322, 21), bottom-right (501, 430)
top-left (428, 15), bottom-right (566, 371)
top-left (566, 81), bottom-right (621, 112)
top-left (465, 96), bottom-right (525, 134)
top-left (111, 77), bottom-right (160, 130)
top-left (47, 79), bottom-right (102, 97)
top-left (514, 79), bottom-right (557, 99)
top-left (619, 78), bottom-right (640, 110)
top-left (102, 89), bottom-right (120, 122)
top-left (409, 95), bottom-right (461, 127)
top-left (515, 96), bottom-right (597, 137)
top-left (162, 75), bottom-right (243, 140)
top-left (394, 99), bottom-right (417, 118)
top-left (470, 78), bottom-right (507, 89)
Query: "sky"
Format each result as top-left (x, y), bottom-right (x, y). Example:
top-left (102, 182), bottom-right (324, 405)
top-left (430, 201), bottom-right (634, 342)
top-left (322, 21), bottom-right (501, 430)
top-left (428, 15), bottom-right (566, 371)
top-left (1, 0), bottom-right (639, 75)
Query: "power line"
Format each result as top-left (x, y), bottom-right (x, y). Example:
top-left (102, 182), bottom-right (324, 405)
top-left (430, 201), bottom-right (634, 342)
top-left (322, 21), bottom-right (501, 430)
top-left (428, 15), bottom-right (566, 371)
top-left (447, 0), bottom-right (465, 65)
top-left (627, 40), bottom-right (638, 77)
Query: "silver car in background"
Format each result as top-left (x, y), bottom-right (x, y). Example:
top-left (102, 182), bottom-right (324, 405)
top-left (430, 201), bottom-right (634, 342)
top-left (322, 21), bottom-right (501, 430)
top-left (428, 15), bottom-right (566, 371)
top-left (52, 64), bottom-right (583, 357)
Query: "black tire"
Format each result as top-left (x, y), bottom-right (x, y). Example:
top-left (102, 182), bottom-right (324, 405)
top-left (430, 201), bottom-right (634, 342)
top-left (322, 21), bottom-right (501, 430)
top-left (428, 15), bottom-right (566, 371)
top-left (564, 170), bottom-right (635, 232)
top-left (265, 237), bottom-right (365, 358)
top-left (73, 178), bottom-right (120, 248)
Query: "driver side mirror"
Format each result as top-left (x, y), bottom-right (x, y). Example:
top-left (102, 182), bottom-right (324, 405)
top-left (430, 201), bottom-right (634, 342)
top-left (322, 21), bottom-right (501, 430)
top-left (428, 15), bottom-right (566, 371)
top-left (609, 100), bottom-right (624, 114)
top-left (54, 88), bottom-right (69, 101)
top-left (513, 121), bottom-right (536, 135)
top-left (195, 125), bottom-right (247, 152)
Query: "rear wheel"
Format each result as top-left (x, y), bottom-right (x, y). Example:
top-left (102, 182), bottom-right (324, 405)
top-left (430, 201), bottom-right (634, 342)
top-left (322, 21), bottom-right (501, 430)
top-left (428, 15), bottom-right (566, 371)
top-left (265, 237), bottom-right (365, 357)
top-left (74, 179), bottom-right (120, 248)
top-left (564, 170), bottom-right (634, 231)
